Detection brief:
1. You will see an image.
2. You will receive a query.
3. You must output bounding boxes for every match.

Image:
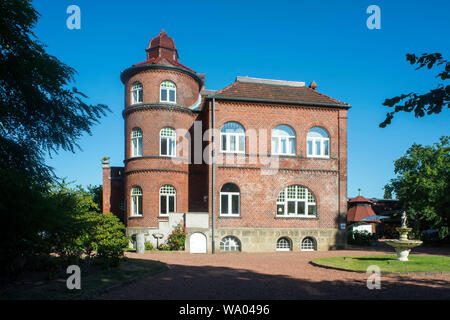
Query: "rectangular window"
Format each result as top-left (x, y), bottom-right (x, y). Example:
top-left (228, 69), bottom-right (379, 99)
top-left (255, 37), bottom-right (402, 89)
top-left (287, 201), bottom-right (296, 214)
top-left (281, 138), bottom-right (287, 154)
top-left (169, 90), bottom-right (175, 102)
top-left (168, 196), bottom-right (175, 213)
top-left (308, 205), bottom-right (316, 215)
top-left (161, 138), bottom-right (167, 155)
top-left (289, 138), bottom-right (295, 154)
top-left (168, 138), bottom-right (175, 156)
top-left (324, 140), bottom-right (329, 156)
top-left (230, 135), bottom-right (236, 151)
top-left (297, 201), bottom-right (305, 215)
top-left (221, 134), bottom-right (227, 151)
top-left (221, 194), bottom-right (228, 214)
top-left (160, 195), bottom-right (167, 215)
top-left (239, 135), bottom-right (245, 152)
top-left (272, 138), bottom-right (278, 154)
top-left (315, 140), bottom-right (321, 156)
top-left (307, 140), bottom-right (313, 155)
top-left (277, 204), bottom-right (285, 215)
top-left (138, 90), bottom-right (143, 103)
top-left (161, 89), bottom-right (167, 101)
top-left (231, 195), bottom-right (239, 214)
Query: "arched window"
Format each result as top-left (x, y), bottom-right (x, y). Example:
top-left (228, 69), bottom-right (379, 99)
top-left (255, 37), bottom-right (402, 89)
top-left (220, 122), bottom-right (245, 153)
top-left (131, 82), bottom-right (143, 104)
top-left (131, 128), bottom-right (143, 157)
top-left (307, 127), bottom-right (330, 158)
top-left (276, 237), bottom-right (292, 251)
top-left (271, 125), bottom-right (296, 155)
top-left (160, 80), bottom-right (176, 103)
top-left (276, 185), bottom-right (317, 217)
top-left (219, 236), bottom-right (241, 251)
top-left (160, 127), bottom-right (176, 157)
top-left (301, 237), bottom-right (316, 251)
top-left (131, 186), bottom-right (143, 216)
top-left (220, 183), bottom-right (240, 216)
top-left (160, 185), bottom-right (176, 215)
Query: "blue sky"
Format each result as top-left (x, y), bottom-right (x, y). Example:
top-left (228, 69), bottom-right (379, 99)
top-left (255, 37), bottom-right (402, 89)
top-left (33, 0), bottom-right (449, 198)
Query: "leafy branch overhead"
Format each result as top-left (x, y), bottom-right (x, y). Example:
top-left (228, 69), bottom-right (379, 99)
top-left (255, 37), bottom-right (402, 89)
top-left (380, 53), bottom-right (449, 127)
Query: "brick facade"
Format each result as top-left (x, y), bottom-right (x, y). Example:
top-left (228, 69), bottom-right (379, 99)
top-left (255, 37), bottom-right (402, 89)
top-left (102, 30), bottom-right (350, 252)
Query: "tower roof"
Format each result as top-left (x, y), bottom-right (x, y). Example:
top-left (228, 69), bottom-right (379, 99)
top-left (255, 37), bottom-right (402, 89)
top-left (132, 30), bottom-right (194, 73)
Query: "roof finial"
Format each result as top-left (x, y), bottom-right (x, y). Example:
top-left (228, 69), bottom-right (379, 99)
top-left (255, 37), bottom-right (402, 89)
top-left (309, 80), bottom-right (317, 91)
top-left (358, 188), bottom-right (362, 196)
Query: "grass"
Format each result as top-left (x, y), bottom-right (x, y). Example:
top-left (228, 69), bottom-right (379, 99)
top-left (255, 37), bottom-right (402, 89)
top-left (0, 258), bottom-right (167, 300)
top-left (311, 254), bottom-right (450, 273)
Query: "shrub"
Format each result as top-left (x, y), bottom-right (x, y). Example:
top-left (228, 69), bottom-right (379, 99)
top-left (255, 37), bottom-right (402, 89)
top-left (158, 243), bottom-right (171, 251)
top-left (144, 241), bottom-right (154, 251)
top-left (166, 224), bottom-right (187, 250)
top-left (347, 230), bottom-right (372, 246)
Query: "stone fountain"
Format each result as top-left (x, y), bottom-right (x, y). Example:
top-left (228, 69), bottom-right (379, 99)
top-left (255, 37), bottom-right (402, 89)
top-left (385, 212), bottom-right (422, 261)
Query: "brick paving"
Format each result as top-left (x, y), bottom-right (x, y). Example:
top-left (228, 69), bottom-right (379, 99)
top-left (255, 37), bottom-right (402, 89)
top-left (97, 246), bottom-right (450, 300)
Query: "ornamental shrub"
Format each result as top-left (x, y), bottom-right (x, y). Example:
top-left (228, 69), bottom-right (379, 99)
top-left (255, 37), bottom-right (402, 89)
top-left (166, 224), bottom-right (187, 251)
top-left (144, 241), bottom-right (154, 250)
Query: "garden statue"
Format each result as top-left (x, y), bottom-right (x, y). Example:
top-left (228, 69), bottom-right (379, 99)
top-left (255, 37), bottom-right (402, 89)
top-left (401, 211), bottom-right (408, 228)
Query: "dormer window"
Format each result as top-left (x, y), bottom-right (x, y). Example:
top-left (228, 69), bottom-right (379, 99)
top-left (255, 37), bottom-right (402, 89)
top-left (160, 81), bottom-right (176, 103)
top-left (131, 82), bottom-right (143, 104)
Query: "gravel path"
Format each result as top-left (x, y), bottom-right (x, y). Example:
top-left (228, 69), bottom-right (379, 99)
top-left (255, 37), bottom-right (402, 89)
top-left (97, 247), bottom-right (450, 300)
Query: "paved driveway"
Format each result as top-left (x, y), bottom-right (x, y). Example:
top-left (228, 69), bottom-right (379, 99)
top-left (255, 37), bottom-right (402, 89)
top-left (97, 247), bottom-right (450, 300)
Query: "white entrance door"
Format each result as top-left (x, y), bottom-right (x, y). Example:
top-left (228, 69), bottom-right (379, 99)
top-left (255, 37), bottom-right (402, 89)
top-left (190, 233), bottom-right (207, 254)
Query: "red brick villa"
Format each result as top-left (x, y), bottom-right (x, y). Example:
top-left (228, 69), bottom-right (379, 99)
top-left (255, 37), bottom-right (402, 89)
top-left (102, 30), bottom-right (350, 253)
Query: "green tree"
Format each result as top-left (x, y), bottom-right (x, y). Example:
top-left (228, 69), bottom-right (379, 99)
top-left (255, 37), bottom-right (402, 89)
top-left (384, 137), bottom-right (450, 238)
top-left (379, 53), bottom-right (449, 127)
top-left (0, 0), bottom-right (109, 275)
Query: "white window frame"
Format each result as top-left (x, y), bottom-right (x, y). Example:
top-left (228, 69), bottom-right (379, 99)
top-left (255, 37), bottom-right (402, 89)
top-left (131, 82), bottom-right (143, 105)
top-left (276, 238), bottom-right (292, 251)
top-left (131, 128), bottom-right (143, 157)
top-left (301, 237), bottom-right (316, 251)
top-left (220, 122), bottom-right (245, 154)
top-left (159, 185), bottom-right (176, 216)
top-left (276, 185), bottom-right (317, 218)
top-left (131, 187), bottom-right (143, 217)
top-left (271, 125), bottom-right (296, 156)
top-left (307, 127), bottom-right (330, 158)
top-left (220, 192), bottom-right (240, 216)
top-left (219, 236), bottom-right (241, 251)
top-left (160, 81), bottom-right (176, 103)
top-left (160, 127), bottom-right (176, 157)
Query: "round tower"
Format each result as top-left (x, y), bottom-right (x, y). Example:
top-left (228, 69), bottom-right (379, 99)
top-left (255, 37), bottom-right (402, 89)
top-left (120, 30), bottom-right (203, 232)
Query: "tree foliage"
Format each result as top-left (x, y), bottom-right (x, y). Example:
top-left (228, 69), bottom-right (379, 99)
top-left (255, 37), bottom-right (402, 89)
top-left (380, 53), bottom-right (449, 127)
top-left (384, 137), bottom-right (450, 238)
top-left (0, 0), bottom-right (113, 277)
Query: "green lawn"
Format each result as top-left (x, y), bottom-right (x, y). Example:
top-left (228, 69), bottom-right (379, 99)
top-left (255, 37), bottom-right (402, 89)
top-left (0, 258), bottom-right (167, 300)
top-left (311, 254), bottom-right (450, 273)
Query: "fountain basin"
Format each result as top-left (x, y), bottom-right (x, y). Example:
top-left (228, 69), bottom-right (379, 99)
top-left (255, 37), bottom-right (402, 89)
top-left (385, 239), bottom-right (423, 261)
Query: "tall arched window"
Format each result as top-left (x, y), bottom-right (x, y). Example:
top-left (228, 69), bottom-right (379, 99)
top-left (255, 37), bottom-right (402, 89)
top-left (160, 127), bottom-right (176, 157)
top-left (271, 125), bottom-right (296, 155)
top-left (307, 127), bottom-right (330, 158)
top-left (160, 80), bottom-right (176, 103)
top-left (220, 183), bottom-right (240, 216)
top-left (220, 122), bottom-right (245, 153)
top-left (131, 128), bottom-right (143, 157)
top-left (276, 185), bottom-right (317, 217)
top-left (131, 186), bottom-right (143, 216)
top-left (131, 82), bottom-right (143, 104)
top-left (219, 236), bottom-right (241, 251)
top-left (160, 185), bottom-right (176, 215)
